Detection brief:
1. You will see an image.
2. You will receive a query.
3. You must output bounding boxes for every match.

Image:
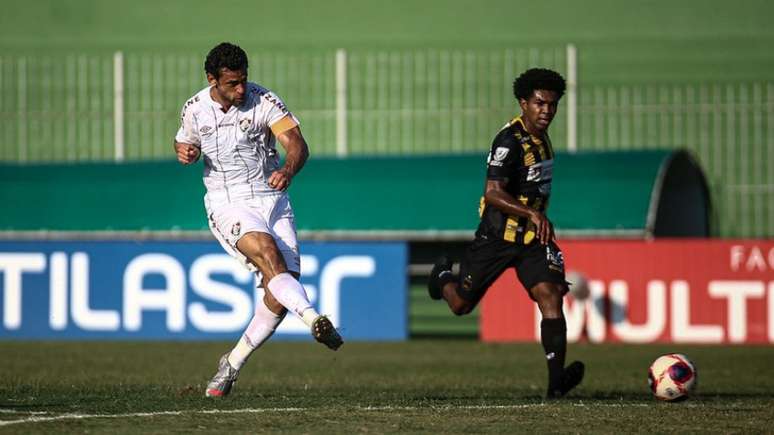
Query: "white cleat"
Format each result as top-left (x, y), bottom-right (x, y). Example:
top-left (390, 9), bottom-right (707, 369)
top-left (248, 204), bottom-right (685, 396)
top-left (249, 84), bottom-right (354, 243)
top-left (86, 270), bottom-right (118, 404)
top-left (311, 315), bottom-right (344, 351)
top-left (205, 353), bottom-right (239, 398)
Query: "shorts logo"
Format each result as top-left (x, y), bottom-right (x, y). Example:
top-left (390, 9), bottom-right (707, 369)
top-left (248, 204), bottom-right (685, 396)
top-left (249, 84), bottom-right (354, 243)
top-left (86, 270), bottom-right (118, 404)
top-left (493, 147), bottom-right (509, 162)
top-left (546, 246), bottom-right (565, 272)
top-left (199, 125), bottom-right (214, 136)
top-left (231, 222), bottom-right (241, 237)
top-left (239, 118), bottom-right (252, 132)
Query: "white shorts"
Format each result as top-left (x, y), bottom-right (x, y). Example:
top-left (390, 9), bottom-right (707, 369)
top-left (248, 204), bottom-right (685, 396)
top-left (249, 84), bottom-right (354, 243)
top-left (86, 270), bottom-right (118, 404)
top-left (205, 192), bottom-right (300, 275)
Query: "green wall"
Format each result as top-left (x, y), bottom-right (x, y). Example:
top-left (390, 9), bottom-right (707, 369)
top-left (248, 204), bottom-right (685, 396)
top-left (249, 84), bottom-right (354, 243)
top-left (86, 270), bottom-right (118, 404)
top-left (0, 151), bottom-right (671, 235)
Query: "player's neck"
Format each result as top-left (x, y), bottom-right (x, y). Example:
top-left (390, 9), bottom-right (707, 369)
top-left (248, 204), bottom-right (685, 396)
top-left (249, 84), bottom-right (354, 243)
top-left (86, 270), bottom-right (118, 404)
top-left (210, 87), bottom-right (233, 113)
top-left (521, 117), bottom-right (547, 139)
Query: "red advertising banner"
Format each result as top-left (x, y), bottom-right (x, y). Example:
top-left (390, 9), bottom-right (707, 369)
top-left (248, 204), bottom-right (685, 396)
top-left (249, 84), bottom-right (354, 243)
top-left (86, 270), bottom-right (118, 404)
top-left (480, 240), bottom-right (774, 344)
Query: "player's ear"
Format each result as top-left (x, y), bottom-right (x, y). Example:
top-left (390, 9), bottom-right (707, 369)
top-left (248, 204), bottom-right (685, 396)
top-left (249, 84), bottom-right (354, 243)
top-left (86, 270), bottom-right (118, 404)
top-left (518, 97), bottom-right (528, 112)
top-left (206, 72), bottom-right (218, 87)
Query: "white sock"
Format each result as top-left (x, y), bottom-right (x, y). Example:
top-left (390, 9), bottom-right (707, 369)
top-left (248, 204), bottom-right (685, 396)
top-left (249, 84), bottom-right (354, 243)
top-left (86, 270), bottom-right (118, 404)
top-left (267, 272), bottom-right (317, 320)
top-left (301, 308), bottom-right (320, 328)
top-left (227, 299), bottom-right (285, 371)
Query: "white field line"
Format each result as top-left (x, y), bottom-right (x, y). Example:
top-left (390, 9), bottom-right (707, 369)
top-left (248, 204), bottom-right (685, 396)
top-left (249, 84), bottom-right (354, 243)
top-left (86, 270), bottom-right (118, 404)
top-left (0, 407), bottom-right (305, 427)
top-left (0, 402), bottom-right (751, 427)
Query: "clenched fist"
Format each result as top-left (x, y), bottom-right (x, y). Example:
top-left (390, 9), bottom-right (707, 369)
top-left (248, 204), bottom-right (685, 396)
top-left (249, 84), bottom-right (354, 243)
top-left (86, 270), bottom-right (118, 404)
top-left (175, 142), bottom-right (201, 165)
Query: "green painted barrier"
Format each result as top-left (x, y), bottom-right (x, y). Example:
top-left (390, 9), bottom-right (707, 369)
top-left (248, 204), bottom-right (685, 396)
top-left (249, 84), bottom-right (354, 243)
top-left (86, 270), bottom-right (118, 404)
top-left (0, 150), bottom-right (709, 237)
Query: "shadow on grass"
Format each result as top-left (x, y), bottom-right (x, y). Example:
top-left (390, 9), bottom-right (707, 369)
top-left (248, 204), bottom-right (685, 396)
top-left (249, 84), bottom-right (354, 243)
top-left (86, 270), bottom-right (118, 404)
top-left (564, 390), bottom-right (774, 402)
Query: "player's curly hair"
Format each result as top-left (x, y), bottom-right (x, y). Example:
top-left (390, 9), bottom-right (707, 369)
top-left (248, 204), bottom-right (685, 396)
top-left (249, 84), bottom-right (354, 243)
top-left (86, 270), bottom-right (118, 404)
top-left (205, 42), bottom-right (248, 79)
top-left (513, 68), bottom-right (566, 101)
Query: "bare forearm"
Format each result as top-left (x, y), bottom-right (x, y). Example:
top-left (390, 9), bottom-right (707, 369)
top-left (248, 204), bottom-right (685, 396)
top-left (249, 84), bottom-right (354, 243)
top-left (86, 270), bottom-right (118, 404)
top-left (484, 189), bottom-right (536, 219)
top-left (276, 127), bottom-right (309, 177)
top-left (281, 142), bottom-right (309, 177)
top-left (269, 126), bottom-right (310, 191)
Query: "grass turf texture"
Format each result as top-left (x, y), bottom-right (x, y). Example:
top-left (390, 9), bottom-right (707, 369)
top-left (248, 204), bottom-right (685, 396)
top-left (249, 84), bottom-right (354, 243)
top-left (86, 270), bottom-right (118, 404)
top-left (1, 341), bottom-right (772, 433)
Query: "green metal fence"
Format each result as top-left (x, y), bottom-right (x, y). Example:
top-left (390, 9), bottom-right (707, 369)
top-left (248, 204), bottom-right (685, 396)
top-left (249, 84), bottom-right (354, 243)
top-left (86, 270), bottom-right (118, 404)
top-left (0, 48), bottom-right (567, 160)
top-left (0, 49), bottom-right (772, 237)
top-left (578, 83), bottom-right (773, 237)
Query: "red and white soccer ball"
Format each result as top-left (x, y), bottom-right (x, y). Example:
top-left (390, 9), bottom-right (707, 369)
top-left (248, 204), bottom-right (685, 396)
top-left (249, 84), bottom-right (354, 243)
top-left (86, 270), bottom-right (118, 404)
top-left (648, 353), bottom-right (697, 401)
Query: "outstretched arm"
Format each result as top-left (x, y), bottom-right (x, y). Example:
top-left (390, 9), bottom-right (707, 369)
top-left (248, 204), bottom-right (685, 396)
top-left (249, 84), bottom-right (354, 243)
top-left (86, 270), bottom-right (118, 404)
top-left (269, 125), bottom-right (310, 191)
top-left (484, 179), bottom-right (554, 244)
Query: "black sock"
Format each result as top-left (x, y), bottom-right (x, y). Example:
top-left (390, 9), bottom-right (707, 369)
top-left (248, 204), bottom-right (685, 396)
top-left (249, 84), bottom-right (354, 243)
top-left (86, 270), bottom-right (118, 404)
top-left (541, 318), bottom-right (567, 394)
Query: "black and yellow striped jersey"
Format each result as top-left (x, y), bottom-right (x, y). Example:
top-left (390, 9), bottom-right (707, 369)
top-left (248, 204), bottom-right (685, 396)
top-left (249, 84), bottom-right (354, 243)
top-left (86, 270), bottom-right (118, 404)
top-left (476, 116), bottom-right (554, 245)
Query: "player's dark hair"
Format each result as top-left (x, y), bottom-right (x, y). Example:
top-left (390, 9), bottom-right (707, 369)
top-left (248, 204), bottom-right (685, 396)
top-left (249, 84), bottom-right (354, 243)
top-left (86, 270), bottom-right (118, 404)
top-left (513, 68), bottom-right (566, 101)
top-left (205, 42), bottom-right (248, 79)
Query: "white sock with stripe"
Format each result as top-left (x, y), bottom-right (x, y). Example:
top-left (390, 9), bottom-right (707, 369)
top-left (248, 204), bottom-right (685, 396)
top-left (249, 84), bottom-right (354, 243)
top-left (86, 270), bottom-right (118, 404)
top-left (267, 272), bottom-right (320, 326)
top-left (227, 298), bottom-right (285, 371)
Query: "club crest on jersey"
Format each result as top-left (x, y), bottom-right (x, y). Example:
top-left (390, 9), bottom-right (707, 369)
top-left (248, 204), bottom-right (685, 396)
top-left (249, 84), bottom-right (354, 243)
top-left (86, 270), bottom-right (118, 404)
top-left (239, 118), bottom-right (252, 132)
top-left (231, 222), bottom-right (241, 237)
top-left (494, 147), bottom-right (509, 161)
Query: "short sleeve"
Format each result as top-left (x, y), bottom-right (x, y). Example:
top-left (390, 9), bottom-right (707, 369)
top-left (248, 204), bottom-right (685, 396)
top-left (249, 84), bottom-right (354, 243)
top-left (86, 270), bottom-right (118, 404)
top-left (486, 129), bottom-right (521, 180)
top-left (260, 91), bottom-right (299, 131)
top-left (174, 102), bottom-right (200, 146)
top-left (269, 115), bottom-right (299, 136)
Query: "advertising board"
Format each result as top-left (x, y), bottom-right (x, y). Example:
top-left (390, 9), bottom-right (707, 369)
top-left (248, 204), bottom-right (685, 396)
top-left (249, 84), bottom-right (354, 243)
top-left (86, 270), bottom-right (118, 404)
top-left (481, 240), bottom-right (774, 344)
top-left (0, 241), bottom-right (407, 341)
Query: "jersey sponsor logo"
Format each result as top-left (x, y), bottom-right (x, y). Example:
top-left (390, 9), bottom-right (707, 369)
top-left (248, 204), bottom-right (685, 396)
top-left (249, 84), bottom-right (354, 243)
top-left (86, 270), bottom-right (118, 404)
top-left (185, 96), bottom-right (200, 107)
top-left (199, 126), bottom-right (214, 136)
top-left (526, 159), bottom-right (554, 182)
top-left (239, 118), bottom-right (252, 132)
top-left (218, 122), bottom-right (235, 128)
top-left (262, 93), bottom-right (288, 114)
top-left (493, 147), bottom-right (510, 162)
top-left (180, 96), bottom-right (201, 121)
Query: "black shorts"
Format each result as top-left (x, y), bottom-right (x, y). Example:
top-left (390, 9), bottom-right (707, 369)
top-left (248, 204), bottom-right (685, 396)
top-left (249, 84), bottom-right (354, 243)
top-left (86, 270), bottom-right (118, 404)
top-left (456, 236), bottom-right (567, 303)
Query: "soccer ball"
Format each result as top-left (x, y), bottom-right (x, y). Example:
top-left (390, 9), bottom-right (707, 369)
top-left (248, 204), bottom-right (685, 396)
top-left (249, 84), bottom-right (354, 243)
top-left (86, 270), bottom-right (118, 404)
top-left (566, 270), bottom-right (590, 300)
top-left (648, 353), bottom-right (697, 401)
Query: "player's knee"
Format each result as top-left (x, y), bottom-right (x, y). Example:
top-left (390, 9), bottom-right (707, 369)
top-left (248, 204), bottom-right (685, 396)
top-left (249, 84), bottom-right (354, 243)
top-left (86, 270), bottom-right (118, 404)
top-left (532, 284), bottom-right (562, 306)
top-left (238, 233), bottom-right (281, 264)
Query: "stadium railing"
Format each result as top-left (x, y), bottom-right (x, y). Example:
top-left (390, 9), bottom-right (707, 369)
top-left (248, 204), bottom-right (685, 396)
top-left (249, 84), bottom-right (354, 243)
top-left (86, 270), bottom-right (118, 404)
top-left (0, 49), bottom-right (771, 237)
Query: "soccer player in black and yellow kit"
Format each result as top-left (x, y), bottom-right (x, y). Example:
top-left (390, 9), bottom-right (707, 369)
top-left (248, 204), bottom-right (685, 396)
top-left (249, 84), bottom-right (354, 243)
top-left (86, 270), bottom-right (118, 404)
top-left (428, 68), bottom-right (584, 399)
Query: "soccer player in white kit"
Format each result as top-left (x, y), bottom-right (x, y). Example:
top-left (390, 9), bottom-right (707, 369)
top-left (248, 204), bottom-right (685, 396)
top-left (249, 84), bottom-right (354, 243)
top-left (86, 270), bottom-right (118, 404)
top-left (174, 42), bottom-right (343, 398)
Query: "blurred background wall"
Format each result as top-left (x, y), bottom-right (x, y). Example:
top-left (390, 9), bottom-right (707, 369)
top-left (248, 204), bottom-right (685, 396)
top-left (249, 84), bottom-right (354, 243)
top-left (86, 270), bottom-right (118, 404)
top-left (1, 0), bottom-right (773, 237)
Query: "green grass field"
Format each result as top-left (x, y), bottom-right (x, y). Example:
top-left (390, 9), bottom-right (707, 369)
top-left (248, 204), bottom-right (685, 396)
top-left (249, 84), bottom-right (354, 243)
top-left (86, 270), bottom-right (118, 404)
top-left (1, 341), bottom-right (772, 433)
